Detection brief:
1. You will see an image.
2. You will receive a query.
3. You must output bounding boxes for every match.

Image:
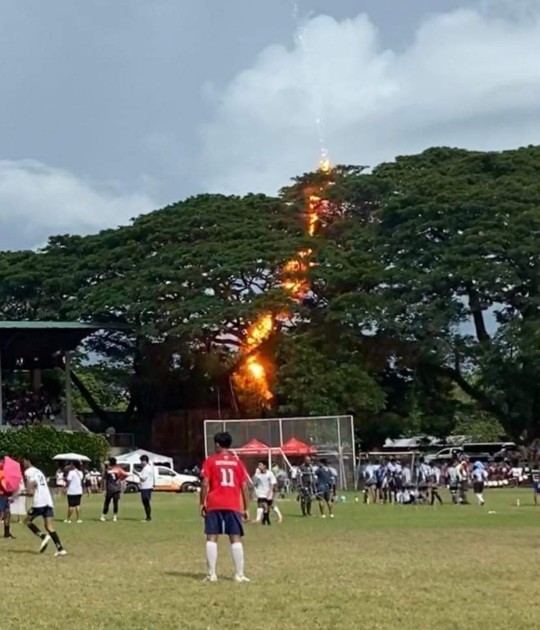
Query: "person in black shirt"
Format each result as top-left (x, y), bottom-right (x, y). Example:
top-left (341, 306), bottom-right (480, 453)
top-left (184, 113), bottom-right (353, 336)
top-left (100, 458), bottom-right (127, 523)
top-left (315, 459), bottom-right (335, 519)
top-left (298, 457), bottom-right (316, 516)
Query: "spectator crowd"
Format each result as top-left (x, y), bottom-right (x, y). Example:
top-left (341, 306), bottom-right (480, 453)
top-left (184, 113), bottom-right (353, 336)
top-left (1, 385), bottom-right (62, 427)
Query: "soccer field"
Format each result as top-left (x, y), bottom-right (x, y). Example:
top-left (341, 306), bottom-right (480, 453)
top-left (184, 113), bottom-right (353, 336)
top-left (2, 490), bottom-right (539, 630)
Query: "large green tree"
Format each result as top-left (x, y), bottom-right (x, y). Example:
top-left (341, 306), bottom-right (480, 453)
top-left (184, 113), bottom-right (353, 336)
top-left (1, 146), bottom-right (538, 443)
top-left (0, 193), bottom-right (305, 418)
top-left (374, 146), bottom-right (540, 440)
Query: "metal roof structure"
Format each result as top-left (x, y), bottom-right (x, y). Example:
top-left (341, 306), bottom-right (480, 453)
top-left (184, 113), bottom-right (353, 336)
top-left (0, 321), bottom-right (109, 369)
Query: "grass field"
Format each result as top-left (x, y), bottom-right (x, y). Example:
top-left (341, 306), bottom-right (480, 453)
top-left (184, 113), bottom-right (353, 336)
top-left (2, 489), bottom-right (539, 630)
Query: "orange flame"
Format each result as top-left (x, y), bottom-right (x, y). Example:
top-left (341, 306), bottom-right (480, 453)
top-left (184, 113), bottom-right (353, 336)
top-left (246, 313), bottom-right (273, 349)
top-left (236, 157), bottom-right (332, 406)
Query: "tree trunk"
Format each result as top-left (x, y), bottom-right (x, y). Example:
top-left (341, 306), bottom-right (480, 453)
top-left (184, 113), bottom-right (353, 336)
top-left (69, 369), bottom-right (110, 426)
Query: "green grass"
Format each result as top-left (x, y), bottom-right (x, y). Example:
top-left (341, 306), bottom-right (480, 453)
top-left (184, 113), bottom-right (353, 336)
top-left (2, 489), bottom-right (540, 630)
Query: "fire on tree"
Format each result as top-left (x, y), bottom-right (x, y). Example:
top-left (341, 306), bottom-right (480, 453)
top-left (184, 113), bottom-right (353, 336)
top-left (231, 157), bottom-right (332, 408)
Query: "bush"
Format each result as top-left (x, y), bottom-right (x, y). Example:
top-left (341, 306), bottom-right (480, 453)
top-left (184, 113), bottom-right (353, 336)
top-left (0, 426), bottom-right (109, 473)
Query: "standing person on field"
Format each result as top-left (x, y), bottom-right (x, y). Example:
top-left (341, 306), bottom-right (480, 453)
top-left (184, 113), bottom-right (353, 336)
top-left (83, 467), bottom-right (92, 496)
top-left (55, 467), bottom-right (66, 497)
top-left (315, 459), bottom-right (335, 518)
top-left (200, 432), bottom-right (251, 583)
top-left (0, 455), bottom-right (14, 538)
top-left (138, 455), bottom-right (154, 522)
top-left (472, 461), bottom-right (488, 506)
top-left (298, 456), bottom-right (317, 516)
top-left (253, 462), bottom-right (278, 525)
top-left (65, 462), bottom-right (84, 523)
top-left (100, 458), bottom-right (128, 522)
top-left (22, 454), bottom-right (67, 556)
top-left (428, 464), bottom-right (443, 506)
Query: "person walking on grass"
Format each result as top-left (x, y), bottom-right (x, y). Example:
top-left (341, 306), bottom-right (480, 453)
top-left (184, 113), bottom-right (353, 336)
top-left (138, 455), bottom-right (154, 522)
top-left (100, 458), bottom-right (127, 523)
top-left (65, 461), bottom-right (84, 523)
top-left (22, 454), bottom-right (67, 557)
top-left (200, 432), bottom-right (250, 583)
top-left (472, 461), bottom-right (488, 506)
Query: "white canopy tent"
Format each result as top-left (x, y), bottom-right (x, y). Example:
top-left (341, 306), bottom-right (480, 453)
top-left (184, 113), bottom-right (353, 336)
top-left (116, 449), bottom-right (173, 468)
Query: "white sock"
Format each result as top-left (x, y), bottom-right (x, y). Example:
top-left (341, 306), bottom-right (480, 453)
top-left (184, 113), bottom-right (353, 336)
top-left (272, 505), bottom-right (282, 519)
top-left (476, 494), bottom-right (484, 504)
top-left (231, 542), bottom-right (244, 577)
top-left (255, 508), bottom-right (263, 522)
top-left (206, 541), bottom-right (218, 576)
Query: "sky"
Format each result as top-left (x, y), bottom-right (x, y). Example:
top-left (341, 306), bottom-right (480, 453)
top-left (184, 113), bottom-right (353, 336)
top-left (1, 0), bottom-right (540, 250)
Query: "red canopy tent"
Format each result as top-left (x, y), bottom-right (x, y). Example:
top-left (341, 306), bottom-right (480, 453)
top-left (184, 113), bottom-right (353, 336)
top-left (281, 437), bottom-right (317, 456)
top-left (233, 439), bottom-right (272, 456)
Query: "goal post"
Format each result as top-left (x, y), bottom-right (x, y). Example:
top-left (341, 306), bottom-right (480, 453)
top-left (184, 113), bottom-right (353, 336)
top-left (203, 415), bottom-right (356, 490)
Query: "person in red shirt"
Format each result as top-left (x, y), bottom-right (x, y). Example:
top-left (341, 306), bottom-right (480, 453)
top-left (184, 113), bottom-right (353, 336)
top-left (0, 455), bottom-right (15, 539)
top-left (200, 432), bottom-right (250, 583)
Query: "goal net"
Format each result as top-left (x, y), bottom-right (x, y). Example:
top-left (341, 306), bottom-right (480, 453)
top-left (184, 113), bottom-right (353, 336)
top-left (203, 415), bottom-right (356, 490)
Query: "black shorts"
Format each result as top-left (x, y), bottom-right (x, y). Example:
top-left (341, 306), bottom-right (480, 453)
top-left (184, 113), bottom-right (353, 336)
top-left (28, 506), bottom-right (54, 519)
top-left (67, 494), bottom-right (82, 508)
top-left (299, 487), bottom-right (312, 500)
top-left (473, 481), bottom-right (484, 494)
top-left (0, 495), bottom-right (10, 512)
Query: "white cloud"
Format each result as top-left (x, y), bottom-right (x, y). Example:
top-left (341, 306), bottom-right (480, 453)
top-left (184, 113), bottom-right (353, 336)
top-left (0, 160), bottom-right (155, 250)
top-left (199, 5), bottom-right (540, 194)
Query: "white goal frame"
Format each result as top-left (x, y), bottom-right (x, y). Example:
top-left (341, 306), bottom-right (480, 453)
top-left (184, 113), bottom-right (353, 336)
top-left (203, 415), bottom-right (356, 490)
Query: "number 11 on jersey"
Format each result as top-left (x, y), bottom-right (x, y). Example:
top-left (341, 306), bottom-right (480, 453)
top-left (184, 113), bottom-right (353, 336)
top-left (220, 468), bottom-right (235, 487)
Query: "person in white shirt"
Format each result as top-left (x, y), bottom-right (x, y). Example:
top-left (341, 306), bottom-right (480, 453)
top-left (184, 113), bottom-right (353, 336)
top-left (472, 461), bottom-right (488, 506)
top-left (253, 462), bottom-right (279, 525)
top-left (138, 455), bottom-right (154, 522)
top-left (64, 462), bottom-right (84, 523)
top-left (22, 454), bottom-right (67, 557)
top-left (55, 467), bottom-right (66, 497)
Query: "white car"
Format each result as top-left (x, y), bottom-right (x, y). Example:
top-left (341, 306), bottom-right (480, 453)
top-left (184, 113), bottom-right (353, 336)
top-left (119, 463), bottom-right (200, 493)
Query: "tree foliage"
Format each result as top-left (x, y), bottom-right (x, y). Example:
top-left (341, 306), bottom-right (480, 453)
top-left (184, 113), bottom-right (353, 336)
top-left (0, 426), bottom-right (108, 472)
top-left (1, 146), bottom-right (539, 444)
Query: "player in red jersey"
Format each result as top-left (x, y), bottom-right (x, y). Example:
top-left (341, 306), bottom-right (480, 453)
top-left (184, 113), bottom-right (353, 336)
top-left (200, 432), bottom-right (251, 583)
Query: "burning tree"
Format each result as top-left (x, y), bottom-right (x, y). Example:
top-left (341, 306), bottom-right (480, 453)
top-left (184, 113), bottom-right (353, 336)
top-left (231, 158), bottom-right (335, 410)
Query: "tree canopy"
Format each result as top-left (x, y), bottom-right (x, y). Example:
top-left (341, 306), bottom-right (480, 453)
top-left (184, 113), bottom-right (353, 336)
top-left (1, 146), bottom-right (539, 445)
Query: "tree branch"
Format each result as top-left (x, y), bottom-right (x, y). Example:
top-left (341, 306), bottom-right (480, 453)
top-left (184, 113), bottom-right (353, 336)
top-left (466, 285), bottom-right (490, 343)
top-left (422, 360), bottom-right (505, 420)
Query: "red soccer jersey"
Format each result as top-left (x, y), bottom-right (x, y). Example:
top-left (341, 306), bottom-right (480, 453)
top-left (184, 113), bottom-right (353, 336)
top-left (202, 453), bottom-right (249, 513)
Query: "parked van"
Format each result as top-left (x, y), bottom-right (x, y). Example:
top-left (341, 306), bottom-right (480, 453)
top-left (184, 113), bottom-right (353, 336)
top-left (118, 462), bottom-right (200, 493)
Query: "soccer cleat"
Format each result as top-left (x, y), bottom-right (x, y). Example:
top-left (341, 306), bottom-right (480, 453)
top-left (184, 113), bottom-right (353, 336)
top-left (39, 535), bottom-right (51, 554)
top-left (203, 574), bottom-right (218, 583)
top-left (100, 516), bottom-right (106, 522)
top-left (63, 520), bottom-right (71, 524)
top-left (55, 549), bottom-right (68, 557)
top-left (113, 516), bottom-right (118, 523)
top-left (234, 574), bottom-right (251, 583)
top-left (321, 514), bottom-right (326, 519)
top-left (330, 514), bottom-right (335, 519)
top-left (76, 520), bottom-right (83, 524)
